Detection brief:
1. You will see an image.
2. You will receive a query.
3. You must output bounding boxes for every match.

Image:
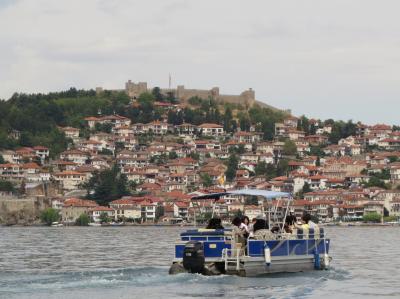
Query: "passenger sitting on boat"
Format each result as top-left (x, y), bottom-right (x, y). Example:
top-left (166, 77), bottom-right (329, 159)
top-left (253, 218), bottom-right (268, 233)
top-left (252, 218), bottom-right (275, 240)
top-left (286, 212), bottom-right (296, 226)
top-left (206, 218), bottom-right (224, 230)
top-left (299, 213), bottom-right (318, 229)
top-left (284, 214), bottom-right (296, 233)
top-left (232, 217), bottom-right (246, 247)
top-left (240, 216), bottom-right (250, 238)
top-left (283, 223), bottom-right (292, 233)
top-left (248, 218), bottom-right (257, 237)
top-left (270, 225), bottom-right (280, 233)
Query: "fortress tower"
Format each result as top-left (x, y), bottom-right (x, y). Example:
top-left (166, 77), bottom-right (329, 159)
top-left (125, 80), bottom-right (148, 99)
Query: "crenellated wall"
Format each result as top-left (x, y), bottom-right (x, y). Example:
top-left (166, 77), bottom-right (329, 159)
top-left (124, 80), bottom-right (257, 106)
top-left (125, 80), bottom-right (148, 99)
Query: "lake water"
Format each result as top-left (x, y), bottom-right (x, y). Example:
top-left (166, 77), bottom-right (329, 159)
top-left (0, 226), bottom-right (399, 299)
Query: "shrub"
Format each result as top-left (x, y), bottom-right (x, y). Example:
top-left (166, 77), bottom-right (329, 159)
top-left (40, 208), bottom-right (60, 226)
top-left (75, 213), bottom-right (90, 226)
top-left (362, 212), bottom-right (381, 223)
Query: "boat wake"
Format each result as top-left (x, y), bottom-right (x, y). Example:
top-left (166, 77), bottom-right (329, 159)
top-left (0, 266), bottom-right (352, 298)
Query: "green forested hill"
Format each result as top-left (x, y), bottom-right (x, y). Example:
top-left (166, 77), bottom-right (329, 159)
top-left (0, 88), bottom-right (290, 156)
top-left (0, 88), bottom-right (131, 156)
top-left (0, 87), bottom-right (360, 158)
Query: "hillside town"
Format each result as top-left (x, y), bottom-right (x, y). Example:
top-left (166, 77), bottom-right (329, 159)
top-left (1, 85), bottom-right (400, 225)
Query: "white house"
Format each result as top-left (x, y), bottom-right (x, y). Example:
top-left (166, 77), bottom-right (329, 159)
top-left (198, 123), bottom-right (224, 136)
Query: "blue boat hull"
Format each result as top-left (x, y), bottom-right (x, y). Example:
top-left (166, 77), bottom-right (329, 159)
top-left (171, 229), bottom-right (331, 276)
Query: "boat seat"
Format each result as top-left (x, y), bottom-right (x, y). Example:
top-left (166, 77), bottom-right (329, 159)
top-left (309, 227), bottom-right (321, 239)
top-left (280, 232), bottom-right (296, 240)
top-left (297, 227), bottom-right (324, 239)
top-left (253, 229), bottom-right (276, 240)
top-left (297, 228), bottom-right (309, 239)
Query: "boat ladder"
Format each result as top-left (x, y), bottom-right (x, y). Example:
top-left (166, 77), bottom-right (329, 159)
top-left (222, 248), bottom-right (241, 272)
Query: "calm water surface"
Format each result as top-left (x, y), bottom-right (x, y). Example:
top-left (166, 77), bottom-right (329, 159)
top-left (0, 226), bottom-right (399, 299)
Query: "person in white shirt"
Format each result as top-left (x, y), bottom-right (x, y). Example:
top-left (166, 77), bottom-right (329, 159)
top-left (248, 218), bottom-right (257, 238)
top-left (240, 216), bottom-right (250, 236)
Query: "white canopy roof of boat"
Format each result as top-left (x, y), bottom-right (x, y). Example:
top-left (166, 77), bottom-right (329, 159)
top-left (191, 189), bottom-right (291, 200)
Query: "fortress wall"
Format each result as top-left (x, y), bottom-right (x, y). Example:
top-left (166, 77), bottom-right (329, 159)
top-left (176, 88), bottom-right (213, 101)
top-left (124, 80), bottom-right (260, 108)
top-left (0, 197), bottom-right (51, 225)
top-left (216, 95), bottom-right (249, 105)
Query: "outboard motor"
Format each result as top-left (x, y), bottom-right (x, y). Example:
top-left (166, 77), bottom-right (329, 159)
top-left (182, 241), bottom-right (205, 273)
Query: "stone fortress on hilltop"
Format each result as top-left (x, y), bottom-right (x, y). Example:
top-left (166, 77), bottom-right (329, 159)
top-left (121, 80), bottom-right (285, 111)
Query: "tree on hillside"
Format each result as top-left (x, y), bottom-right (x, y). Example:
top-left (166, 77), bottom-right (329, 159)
top-left (225, 154), bottom-right (239, 182)
top-left (189, 152), bottom-right (200, 161)
top-left (152, 87), bottom-right (164, 102)
top-left (167, 110), bottom-right (184, 125)
top-left (248, 105), bottom-right (287, 140)
top-left (95, 122), bottom-right (112, 133)
top-left (0, 155), bottom-right (4, 164)
top-left (328, 120), bottom-right (357, 144)
top-left (168, 151), bottom-right (178, 160)
top-left (276, 159), bottom-right (289, 177)
top-left (83, 165), bottom-right (130, 205)
top-left (135, 92), bottom-right (155, 123)
top-left (223, 106), bottom-right (234, 133)
top-left (0, 181), bottom-right (15, 192)
top-left (265, 163), bottom-right (277, 180)
top-left (302, 182), bottom-right (312, 194)
top-left (298, 115), bottom-right (310, 134)
top-left (310, 145), bottom-right (325, 157)
top-left (138, 92), bottom-right (155, 104)
top-left (19, 132), bottom-right (33, 147)
top-left (200, 173), bottom-right (213, 187)
top-left (189, 96), bottom-right (204, 106)
top-left (238, 113), bottom-right (251, 131)
top-left (283, 139), bottom-right (297, 156)
top-left (254, 161), bottom-right (267, 176)
top-left (363, 176), bottom-right (388, 189)
top-left (0, 129), bottom-right (17, 150)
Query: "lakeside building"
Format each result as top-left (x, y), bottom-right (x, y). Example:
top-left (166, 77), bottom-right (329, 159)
top-left (2, 91), bottom-right (400, 224)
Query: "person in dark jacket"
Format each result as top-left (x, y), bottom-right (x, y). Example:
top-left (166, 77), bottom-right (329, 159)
top-left (253, 218), bottom-right (268, 233)
top-left (206, 218), bottom-right (224, 229)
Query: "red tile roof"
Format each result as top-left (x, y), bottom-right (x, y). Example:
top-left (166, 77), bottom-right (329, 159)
top-left (64, 198), bottom-right (98, 207)
top-left (198, 123), bottom-right (223, 129)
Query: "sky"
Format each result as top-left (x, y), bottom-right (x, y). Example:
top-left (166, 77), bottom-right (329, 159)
top-left (1, 0), bottom-right (400, 125)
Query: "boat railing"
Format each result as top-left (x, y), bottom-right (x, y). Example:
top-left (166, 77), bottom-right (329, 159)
top-left (178, 227), bottom-right (326, 242)
top-left (180, 235), bottom-right (232, 242)
top-left (246, 232), bottom-right (330, 258)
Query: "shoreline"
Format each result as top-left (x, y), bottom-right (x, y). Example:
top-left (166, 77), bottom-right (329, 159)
top-left (2, 222), bottom-right (400, 228)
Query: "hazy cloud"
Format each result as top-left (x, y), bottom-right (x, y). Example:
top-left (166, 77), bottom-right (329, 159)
top-left (1, 0), bottom-right (400, 124)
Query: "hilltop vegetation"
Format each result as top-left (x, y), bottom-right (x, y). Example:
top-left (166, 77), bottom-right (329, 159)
top-left (0, 88), bottom-right (289, 155)
top-left (0, 88), bottom-right (130, 156)
top-left (0, 86), bottom-right (367, 159)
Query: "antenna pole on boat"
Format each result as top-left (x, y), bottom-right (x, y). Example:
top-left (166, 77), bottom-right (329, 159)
top-left (267, 202), bottom-right (271, 229)
top-left (211, 201), bottom-right (216, 218)
top-left (280, 196), bottom-right (292, 232)
top-left (194, 204), bottom-right (197, 227)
